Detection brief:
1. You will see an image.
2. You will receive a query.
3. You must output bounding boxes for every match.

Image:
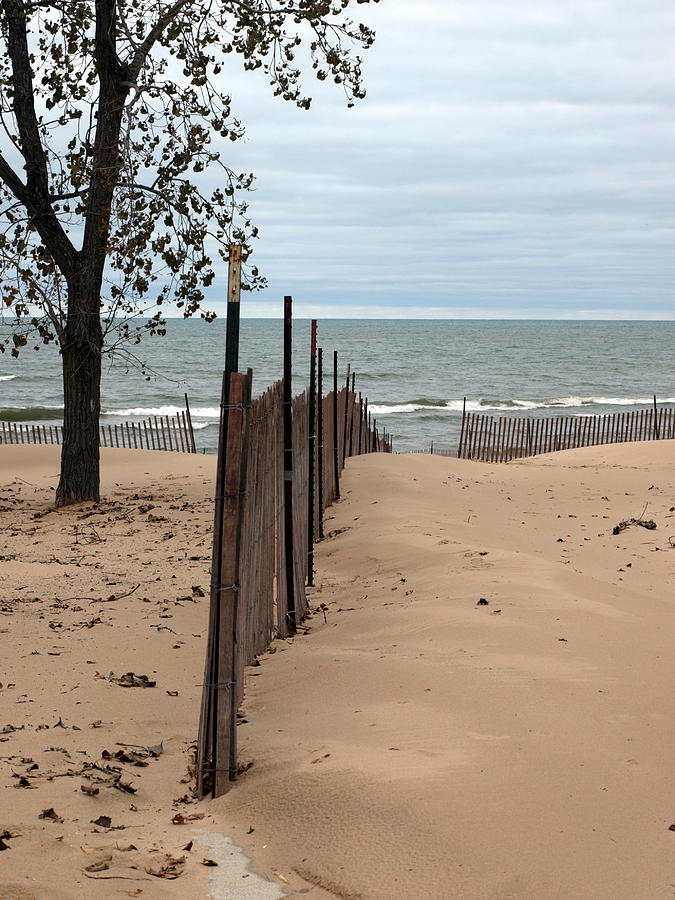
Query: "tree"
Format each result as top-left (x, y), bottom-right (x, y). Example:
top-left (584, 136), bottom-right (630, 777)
top-left (0, 0), bottom-right (378, 506)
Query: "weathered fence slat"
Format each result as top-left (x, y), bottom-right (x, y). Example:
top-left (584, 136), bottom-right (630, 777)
top-left (456, 403), bottom-right (674, 462)
top-left (196, 321), bottom-right (391, 797)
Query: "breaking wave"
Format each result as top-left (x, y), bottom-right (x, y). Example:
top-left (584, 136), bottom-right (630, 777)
top-left (368, 396), bottom-right (675, 415)
top-left (103, 405), bottom-right (219, 418)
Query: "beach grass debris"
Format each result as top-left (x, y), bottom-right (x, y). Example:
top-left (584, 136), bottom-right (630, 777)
top-left (110, 672), bottom-right (156, 688)
top-left (612, 518), bottom-right (656, 535)
top-left (84, 857), bottom-right (112, 873)
top-left (113, 741), bottom-right (163, 759)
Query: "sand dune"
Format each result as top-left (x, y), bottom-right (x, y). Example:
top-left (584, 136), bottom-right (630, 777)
top-left (224, 441), bottom-right (675, 899)
top-left (1, 441), bottom-right (673, 899)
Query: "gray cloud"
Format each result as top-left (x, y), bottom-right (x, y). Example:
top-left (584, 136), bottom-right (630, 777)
top-left (203, 0), bottom-right (674, 317)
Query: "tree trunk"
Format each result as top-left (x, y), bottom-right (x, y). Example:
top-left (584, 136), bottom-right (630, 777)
top-left (55, 287), bottom-right (103, 508)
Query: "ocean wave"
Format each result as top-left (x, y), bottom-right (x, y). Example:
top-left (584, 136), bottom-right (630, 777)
top-left (0, 375), bottom-right (16, 381)
top-left (369, 396), bottom-right (675, 415)
top-left (368, 403), bottom-right (446, 415)
top-left (0, 404), bottom-right (216, 425)
top-left (103, 405), bottom-right (220, 418)
top-left (559, 395), bottom-right (675, 407)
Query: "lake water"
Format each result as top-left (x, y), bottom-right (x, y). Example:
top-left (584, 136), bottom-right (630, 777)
top-left (1, 319), bottom-right (673, 453)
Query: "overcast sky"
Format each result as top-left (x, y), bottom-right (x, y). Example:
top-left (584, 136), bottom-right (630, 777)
top-left (211, 1), bottom-right (673, 317)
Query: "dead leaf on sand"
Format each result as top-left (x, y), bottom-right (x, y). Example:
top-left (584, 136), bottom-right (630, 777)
top-left (102, 748), bottom-right (149, 767)
top-left (171, 812), bottom-right (204, 825)
top-left (81, 784), bottom-right (100, 796)
top-left (39, 807), bottom-right (64, 822)
top-left (145, 854), bottom-right (186, 879)
top-left (113, 779), bottom-right (137, 794)
top-left (14, 775), bottom-right (36, 788)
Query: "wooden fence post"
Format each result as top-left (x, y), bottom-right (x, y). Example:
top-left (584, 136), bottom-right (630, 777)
top-left (185, 393), bottom-right (197, 453)
top-left (197, 370), bottom-right (250, 798)
top-left (341, 364), bottom-right (351, 466)
top-left (347, 372), bottom-right (356, 458)
top-left (307, 320), bottom-right (317, 587)
top-left (333, 350), bottom-right (340, 498)
top-left (283, 296), bottom-right (297, 633)
top-left (225, 244), bottom-right (243, 371)
top-left (457, 397), bottom-right (467, 458)
top-left (317, 348), bottom-right (324, 539)
top-left (197, 242), bottom-right (247, 798)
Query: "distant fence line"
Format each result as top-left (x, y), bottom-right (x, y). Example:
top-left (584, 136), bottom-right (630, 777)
top-left (197, 309), bottom-right (391, 799)
top-left (0, 407), bottom-right (197, 453)
top-left (458, 402), bottom-right (674, 463)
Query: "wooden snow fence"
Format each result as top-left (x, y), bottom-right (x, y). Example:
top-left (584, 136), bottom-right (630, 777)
top-left (197, 368), bottom-right (391, 797)
top-left (0, 409), bottom-right (196, 453)
top-left (457, 403), bottom-right (675, 463)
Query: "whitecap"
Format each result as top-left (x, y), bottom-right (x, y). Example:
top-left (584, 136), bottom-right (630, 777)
top-left (368, 396), bottom-right (675, 416)
top-left (103, 405), bottom-right (220, 418)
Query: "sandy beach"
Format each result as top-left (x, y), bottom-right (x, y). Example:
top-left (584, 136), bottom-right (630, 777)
top-left (1, 441), bottom-right (674, 898)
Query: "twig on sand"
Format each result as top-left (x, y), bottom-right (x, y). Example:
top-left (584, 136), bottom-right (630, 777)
top-left (93, 584), bottom-right (140, 603)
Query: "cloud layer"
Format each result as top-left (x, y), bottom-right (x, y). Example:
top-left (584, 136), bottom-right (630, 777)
top-left (202, 1), bottom-right (675, 317)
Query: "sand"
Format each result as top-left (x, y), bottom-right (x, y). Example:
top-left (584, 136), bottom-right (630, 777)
top-left (1, 441), bottom-right (674, 899)
top-left (223, 441), bottom-right (675, 899)
top-left (0, 446), bottom-right (286, 899)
